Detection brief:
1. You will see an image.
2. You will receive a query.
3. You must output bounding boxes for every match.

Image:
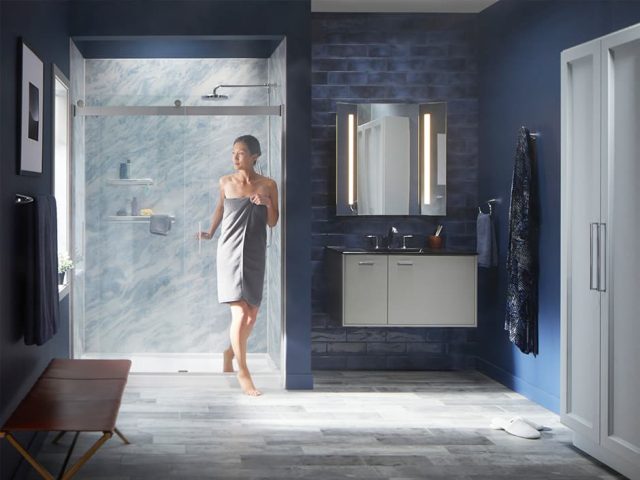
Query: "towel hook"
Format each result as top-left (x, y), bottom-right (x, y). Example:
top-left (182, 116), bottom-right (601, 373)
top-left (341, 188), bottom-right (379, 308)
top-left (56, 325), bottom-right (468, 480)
top-left (15, 194), bottom-right (34, 205)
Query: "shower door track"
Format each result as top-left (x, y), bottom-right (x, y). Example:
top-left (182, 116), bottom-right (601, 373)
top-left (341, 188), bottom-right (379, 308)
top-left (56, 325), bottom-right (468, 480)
top-left (74, 105), bottom-right (282, 117)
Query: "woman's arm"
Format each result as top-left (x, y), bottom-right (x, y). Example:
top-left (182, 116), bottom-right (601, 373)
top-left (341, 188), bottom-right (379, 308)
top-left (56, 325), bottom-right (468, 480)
top-left (266, 180), bottom-right (279, 228)
top-left (200, 179), bottom-right (225, 239)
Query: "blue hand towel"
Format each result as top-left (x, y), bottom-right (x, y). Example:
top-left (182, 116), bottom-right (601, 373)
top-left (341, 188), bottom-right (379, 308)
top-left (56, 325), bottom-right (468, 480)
top-left (477, 211), bottom-right (498, 268)
top-left (149, 214), bottom-right (172, 236)
top-left (24, 195), bottom-right (59, 345)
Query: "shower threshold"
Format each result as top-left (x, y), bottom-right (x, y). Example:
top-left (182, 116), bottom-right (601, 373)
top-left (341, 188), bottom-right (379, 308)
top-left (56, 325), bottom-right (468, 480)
top-left (80, 353), bottom-right (279, 374)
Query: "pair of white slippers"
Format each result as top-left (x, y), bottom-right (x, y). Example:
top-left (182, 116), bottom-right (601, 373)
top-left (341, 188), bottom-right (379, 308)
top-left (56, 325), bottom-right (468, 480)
top-left (490, 416), bottom-right (546, 439)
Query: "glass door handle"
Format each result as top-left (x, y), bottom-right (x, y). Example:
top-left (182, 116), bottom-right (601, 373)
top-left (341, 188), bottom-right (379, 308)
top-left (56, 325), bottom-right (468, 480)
top-left (198, 221), bottom-right (202, 255)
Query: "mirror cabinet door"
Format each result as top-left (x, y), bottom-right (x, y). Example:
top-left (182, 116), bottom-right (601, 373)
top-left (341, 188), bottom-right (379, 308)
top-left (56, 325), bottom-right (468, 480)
top-left (336, 102), bottom-right (446, 216)
top-left (420, 102), bottom-right (447, 216)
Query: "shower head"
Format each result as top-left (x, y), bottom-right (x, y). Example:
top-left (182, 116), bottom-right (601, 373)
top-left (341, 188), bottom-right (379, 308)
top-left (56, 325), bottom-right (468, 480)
top-left (202, 92), bottom-right (229, 100)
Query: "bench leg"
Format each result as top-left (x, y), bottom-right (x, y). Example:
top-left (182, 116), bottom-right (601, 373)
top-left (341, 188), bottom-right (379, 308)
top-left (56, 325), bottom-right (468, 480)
top-left (60, 431), bottom-right (112, 480)
top-left (0, 432), bottom-right (55, 480)
top-left (52, 431), bottom-right (66, 444)
top-left (113, 427), bottom-right (130, 445)
top-left (57, 432), bottom-right (80, 480)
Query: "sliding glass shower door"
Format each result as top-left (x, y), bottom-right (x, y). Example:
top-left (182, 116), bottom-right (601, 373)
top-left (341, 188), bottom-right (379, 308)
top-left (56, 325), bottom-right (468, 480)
top-left (73, 107), bottom-right (282, 371)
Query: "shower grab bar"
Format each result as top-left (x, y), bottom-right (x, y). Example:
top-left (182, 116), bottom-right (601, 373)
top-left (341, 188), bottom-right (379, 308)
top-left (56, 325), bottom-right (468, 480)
top-left (75, 105), bottom-right (283, 117)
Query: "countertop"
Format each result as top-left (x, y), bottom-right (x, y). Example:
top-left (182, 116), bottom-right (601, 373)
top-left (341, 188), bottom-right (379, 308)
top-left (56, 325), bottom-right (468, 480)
top-left (325, 246), bottom-right (478, 256)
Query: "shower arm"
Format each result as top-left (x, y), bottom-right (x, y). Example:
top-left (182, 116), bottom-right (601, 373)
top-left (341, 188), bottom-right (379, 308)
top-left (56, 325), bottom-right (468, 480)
top-left (212, 83), bottom-right (272, 96)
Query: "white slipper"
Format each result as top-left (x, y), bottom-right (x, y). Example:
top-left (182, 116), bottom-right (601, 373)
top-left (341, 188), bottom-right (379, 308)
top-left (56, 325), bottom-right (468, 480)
top-left (490, 416), bottom-right (544, 431)
top-left (490, 416), bottom-right (542, 439)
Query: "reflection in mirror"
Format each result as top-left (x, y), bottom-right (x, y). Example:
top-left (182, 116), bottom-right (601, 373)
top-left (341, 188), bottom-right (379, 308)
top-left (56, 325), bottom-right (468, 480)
top-left (336, 102), bottom-right (446, 216)
top-left (356, 104), bottom-right (414, 215)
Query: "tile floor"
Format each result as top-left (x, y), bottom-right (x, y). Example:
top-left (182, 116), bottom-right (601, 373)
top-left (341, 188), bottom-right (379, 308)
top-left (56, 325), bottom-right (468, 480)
top-left (29, 371), bottom-right (623, 479)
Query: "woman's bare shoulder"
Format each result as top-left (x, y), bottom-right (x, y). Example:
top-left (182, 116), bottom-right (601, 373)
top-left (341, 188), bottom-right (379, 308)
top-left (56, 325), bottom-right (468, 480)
top-left (219, 174), bottom-right (234, 186)
top-left (257, 175), bottom-right (277, 189)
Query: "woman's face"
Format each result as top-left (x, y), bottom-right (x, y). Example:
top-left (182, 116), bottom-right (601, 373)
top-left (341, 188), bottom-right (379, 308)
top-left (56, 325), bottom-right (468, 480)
top-left (232, 142), bottom-right (258, 170)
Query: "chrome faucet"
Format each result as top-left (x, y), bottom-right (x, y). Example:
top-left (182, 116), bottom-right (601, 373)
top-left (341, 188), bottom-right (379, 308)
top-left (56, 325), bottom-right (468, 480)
top-left (386, 226), bottom-right (398, 248)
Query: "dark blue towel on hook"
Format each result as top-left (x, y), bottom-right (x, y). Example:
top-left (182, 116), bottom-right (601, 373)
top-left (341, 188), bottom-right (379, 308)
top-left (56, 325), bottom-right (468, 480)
top-left (24, 195), bottom-right (59, 346)
top-left (505, 127), bottom-right (538, 355)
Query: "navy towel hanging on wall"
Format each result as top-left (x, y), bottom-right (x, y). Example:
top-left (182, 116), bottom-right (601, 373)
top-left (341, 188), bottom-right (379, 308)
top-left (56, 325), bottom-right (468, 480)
top-left (505, 127), bottom-right (538, 355)
top-left (24, 195), bottom-right (59, 346)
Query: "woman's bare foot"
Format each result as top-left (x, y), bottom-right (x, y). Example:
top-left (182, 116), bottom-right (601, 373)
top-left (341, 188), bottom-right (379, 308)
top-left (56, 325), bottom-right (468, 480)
top-left (223, 348), bottom-right (235, 373)
top-left (237, 369), bottom-right (261, 396)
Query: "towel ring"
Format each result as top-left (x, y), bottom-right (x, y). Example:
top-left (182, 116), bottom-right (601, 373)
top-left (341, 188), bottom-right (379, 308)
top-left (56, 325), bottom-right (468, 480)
top-left (479, 198), bottom-right (497, 215)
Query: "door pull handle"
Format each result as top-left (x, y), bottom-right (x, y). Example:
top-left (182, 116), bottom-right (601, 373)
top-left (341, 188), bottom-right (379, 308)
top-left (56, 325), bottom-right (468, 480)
top-left (598, 223), bottom-right (606, 292)
top-left (590, 223), bottom-right (598, 290)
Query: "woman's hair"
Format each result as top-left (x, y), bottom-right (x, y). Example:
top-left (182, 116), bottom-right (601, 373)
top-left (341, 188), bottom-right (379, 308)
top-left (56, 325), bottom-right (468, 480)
top-left (234, 135), bottom-right (261, 157)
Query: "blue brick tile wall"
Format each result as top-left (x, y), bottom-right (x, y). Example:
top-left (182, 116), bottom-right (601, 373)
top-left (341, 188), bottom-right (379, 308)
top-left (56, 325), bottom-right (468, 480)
top-left (311, 13), bottom-right (479, 371)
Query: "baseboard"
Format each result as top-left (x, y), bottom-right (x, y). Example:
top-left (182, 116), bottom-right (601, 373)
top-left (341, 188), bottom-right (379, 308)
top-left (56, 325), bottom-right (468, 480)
top-left (285, 373), bottom-right (313, 390)
top-left (476, 357), bottom-right (560, 413)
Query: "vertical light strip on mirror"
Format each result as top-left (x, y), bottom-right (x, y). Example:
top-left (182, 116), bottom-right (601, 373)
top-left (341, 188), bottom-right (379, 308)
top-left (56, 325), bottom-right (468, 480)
top-left (348, 113), bottom-right (355, 206)
top-left (423, 113), bottom-right (431, 204)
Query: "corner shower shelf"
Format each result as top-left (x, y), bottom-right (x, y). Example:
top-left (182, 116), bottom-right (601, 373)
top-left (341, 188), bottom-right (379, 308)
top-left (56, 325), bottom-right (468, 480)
top-left (107, 178), bottom-right (154, 186)
top-left (107, 215), bottom-right (175, 224)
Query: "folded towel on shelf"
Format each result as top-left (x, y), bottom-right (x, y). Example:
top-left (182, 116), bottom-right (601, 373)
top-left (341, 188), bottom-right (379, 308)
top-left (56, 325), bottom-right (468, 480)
top-left (477, 211), bottom-right (498, 267)
top-left (24, 195), bottom-right (59, 345)
top-left (149, 214), bottom-right (172, 236)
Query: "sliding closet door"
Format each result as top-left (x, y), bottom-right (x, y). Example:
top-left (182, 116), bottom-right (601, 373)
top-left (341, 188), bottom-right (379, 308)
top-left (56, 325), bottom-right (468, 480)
top-left (600, 24), bottom-right (640, 465)
top-left (560, 39), bottom-right (602, 442)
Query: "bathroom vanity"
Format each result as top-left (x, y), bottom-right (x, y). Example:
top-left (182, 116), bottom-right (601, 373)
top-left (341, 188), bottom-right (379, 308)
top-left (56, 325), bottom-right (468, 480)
top-left (326, 247), bottom-right (477, 327)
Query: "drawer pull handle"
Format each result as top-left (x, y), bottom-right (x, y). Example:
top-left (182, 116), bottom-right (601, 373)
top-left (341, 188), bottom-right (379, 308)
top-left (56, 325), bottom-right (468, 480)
top-left (397, 261), bottom-right (414, 266)
top-left (358, 261), bottom-right (375, 266)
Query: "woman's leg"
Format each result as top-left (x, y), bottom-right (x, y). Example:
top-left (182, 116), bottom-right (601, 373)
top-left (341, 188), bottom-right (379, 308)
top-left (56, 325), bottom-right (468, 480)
top-left (223, 345), bottom-right (234, 373)
top-left (229, 300), bottom-right (261, 396)
top-left (224, 303), bottom-right (258, 372)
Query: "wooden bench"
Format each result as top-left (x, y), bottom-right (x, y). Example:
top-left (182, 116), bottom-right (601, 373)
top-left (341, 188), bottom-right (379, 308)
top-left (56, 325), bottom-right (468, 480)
top-left (0, 359), bottom-right (132, 480)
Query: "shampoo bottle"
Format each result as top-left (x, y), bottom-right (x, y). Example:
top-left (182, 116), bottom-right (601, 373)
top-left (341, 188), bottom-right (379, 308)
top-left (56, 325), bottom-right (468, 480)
top-left (131, 196), bottom-right (138, 216)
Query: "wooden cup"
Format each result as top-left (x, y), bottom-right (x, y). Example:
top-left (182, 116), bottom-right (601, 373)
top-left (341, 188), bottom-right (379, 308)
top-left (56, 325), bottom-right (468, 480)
top-left (427, 235), bottom-right (443, 249)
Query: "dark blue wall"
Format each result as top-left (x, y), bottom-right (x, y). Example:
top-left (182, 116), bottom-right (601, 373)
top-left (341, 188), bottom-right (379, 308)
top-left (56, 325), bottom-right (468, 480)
top-left (477, 0), bottom-right (640, 412)
top-left (0, 2), bottom-right (71, 479)
top-left (311, 13), bottom-right (480, 370)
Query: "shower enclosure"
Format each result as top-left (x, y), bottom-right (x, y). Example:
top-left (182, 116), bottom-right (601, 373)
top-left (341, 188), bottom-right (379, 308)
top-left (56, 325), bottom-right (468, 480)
top-left (69, 42), bottom-right (285, 374)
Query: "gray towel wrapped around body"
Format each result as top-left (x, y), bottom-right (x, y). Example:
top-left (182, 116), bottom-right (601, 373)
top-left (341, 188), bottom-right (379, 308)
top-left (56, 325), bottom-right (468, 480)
top-left (477, 211), bottom-right (498, 268)
top-left (150, 214), bottom-right (172, 235)
top-left (217, 197), bottom-right (267, 307)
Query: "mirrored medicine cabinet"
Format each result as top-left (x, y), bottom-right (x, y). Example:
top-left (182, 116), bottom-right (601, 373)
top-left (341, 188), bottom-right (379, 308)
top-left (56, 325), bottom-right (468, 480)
top-left (336, 102), bottom-right (447, 216)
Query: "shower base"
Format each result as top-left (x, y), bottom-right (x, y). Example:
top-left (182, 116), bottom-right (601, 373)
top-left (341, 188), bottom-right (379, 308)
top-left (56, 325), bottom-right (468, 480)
top-left (79, 353), bottom-right (279, 374)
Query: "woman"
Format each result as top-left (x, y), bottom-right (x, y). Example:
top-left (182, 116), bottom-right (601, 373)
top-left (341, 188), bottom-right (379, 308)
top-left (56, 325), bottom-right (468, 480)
top-left (199, 135), bottom-right (279, 396)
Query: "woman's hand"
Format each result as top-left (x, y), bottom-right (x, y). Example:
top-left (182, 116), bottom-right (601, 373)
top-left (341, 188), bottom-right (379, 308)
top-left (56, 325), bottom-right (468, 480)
top-left (197, 231), bottom-right (212, 240)
top-left (250, 193), bottom-right (272, 207)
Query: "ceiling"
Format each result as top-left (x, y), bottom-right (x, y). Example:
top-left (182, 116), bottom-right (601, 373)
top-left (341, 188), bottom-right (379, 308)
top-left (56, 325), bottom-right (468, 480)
top-left (311, 0), bottom-right (499, 13)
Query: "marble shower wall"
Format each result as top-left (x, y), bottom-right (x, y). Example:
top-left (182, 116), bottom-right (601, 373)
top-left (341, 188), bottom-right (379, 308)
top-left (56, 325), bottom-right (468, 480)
top-left (82, 58), bottom-right (274, 354)
top-left (266, 39), bottom-right (286, 368)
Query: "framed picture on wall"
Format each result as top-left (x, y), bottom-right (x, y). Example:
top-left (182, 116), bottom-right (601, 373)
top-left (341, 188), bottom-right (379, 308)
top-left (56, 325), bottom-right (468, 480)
top-left (19, 40), bottom-right (44, 175)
